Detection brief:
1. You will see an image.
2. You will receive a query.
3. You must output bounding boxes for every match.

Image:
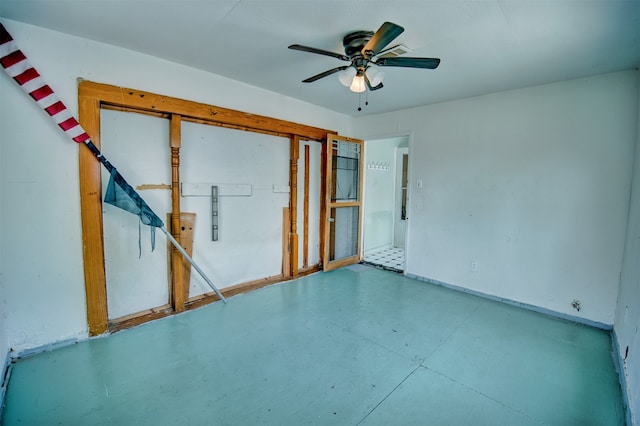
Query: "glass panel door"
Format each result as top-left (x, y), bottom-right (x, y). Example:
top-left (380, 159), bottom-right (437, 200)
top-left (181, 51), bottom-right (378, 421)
top-left (323, 135), bottom-right (364, 271)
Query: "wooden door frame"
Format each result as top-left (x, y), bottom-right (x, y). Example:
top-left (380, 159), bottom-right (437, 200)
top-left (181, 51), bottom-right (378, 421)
top-left (78, 80), bottom-right (334, 335)
top-left (290, 138), bottom-right (326, 277)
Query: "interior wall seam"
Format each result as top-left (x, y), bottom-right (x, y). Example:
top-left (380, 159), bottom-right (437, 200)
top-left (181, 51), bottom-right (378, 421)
top-left (611, 329), bottom-right (633, 426)
top-left (0, 350), bottom-right (12, 417)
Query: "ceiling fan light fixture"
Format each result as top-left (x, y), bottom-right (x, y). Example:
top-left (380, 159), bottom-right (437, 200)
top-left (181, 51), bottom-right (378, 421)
top-left (367, 68), bottom-right (385, 86)
top-left (349, 74), bottom-right (366, 93)
top-left (338, 67), bottom-right (356, 87)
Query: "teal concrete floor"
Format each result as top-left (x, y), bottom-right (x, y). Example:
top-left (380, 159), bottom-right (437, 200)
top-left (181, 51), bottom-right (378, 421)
top-left (2, 266), bottom-right (625, 425)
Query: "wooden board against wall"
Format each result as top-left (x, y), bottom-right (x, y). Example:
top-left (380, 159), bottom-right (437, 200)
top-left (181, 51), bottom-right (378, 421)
top-left (167, 212), bottom-right (195, 307)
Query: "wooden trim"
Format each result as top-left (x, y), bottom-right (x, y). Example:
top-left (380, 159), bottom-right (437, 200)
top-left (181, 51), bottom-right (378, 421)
top-left (298, 264), bottom-right (321, 277)
top-left (328, 201), bottom-right (361, 208)
top-left (111, 269), bottom-right (291, 332)
top-left (323, 139), bottom-right (334, 267)
top-left (109, 304), bottom-right (173, 333)
top-left (184, 293), bottom-right (222, 311)
top-left (167, 212), bottom-right (195, 310)
top-left (137, 183), bottom-right (172, 190)
top-left (303, 144), bottom-right (310, 269)
top-left (78, 80), bottom-right (332, 140)
top-left (319, 139), bottom-right (327, 268)
top-left (78, 96), bottom-right (108, 336)
top-left (357, 139), bottom-right (365, 261)
top-left (289, 136), bottom-right (300, 277)
top-left (101, 103), bottom-right (170, 119)
top-left (78, 80), bottom-right (337, 334)
top-left (289, 233), bottom-right (299, 278)
top-left (216, 274), bottom-right (286, 297)
top-left (185, 274), bottom-right (285, 309)
top-left (183, 116), bottom-right (295, 139)
top-left (169, 114), bottom-right (185, 312)
top-left (282, 208), bottom-right (291, 278)
top-left (102, 103), bottom-right (297, 139)
top-left (324, 255), bottom-right (361, 271)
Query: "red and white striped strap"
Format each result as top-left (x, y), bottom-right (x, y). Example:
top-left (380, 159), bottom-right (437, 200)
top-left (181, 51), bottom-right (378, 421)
top-left (0, 23), bottom-right (90, 144)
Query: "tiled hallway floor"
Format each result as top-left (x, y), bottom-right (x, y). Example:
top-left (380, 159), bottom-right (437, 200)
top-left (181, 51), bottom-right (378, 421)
top-left (2, 267), bottom-right (625, 425)
top-left (363, 246), bottom-right (404, 271)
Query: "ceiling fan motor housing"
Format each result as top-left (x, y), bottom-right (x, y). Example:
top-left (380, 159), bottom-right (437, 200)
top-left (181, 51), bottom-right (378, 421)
top-left (342, 31), bottom-right (374, 58)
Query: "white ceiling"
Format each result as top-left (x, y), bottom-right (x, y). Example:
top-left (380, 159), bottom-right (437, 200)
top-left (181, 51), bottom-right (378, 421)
top-left (1, 1), bottom-right (639, 116)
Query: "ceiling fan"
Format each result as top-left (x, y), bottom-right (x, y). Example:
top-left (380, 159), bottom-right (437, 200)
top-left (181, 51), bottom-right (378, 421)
top-left (288, 22), bottom-right (440, 93)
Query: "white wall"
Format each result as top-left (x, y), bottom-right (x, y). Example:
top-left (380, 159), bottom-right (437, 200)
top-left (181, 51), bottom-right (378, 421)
top-left (615, 70), bottom-right (640, 425)
top-left (101, 109), bottom-right (171, 319)
top-left (0, 285), bottom-right (7, 400)
top-left (0, 19), bottom-right (351, 353)
top-left (363, 136), bottom-right (408, 253)
top-left (0, 140), bottom-right (7, 364)
top-left (180, 123), bottom-right (290, 292)
top-left (355, 70), bottom-right (639, 326)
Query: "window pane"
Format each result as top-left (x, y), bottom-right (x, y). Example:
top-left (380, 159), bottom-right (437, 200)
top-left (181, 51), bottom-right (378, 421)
top-left (329, 206), bottom-right (359, 261)
top-left (331, 141), bottom-right (360, 202)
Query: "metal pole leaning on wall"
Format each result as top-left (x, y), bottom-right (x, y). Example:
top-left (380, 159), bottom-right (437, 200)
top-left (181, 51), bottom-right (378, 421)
top-left (84, 142), bottom-right (227, 303)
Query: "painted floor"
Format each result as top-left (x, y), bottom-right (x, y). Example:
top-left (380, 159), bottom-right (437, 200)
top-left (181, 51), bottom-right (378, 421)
top-left (363, 247), bottom-right (405, 271)
top-left (2, 266), bottom-right (625, 425)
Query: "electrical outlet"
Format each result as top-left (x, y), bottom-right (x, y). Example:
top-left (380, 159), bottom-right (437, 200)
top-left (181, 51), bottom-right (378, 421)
top-left (470, 261), bottom-right (479, 272)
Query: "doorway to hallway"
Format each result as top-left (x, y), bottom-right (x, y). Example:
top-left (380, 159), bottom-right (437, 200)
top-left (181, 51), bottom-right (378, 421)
top-left (362, 136), bottom-right (409, 272)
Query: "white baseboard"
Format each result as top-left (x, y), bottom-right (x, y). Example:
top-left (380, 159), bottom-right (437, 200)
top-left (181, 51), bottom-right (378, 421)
top-left (12, 336), bottom-right (83, 360)
top-left (405, 273), bottom-right (613, 330)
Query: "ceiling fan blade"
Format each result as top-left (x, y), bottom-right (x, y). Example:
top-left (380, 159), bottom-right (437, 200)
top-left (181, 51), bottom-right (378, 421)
top-left (288, 44), bottom-right (349, 61)
top-left (362, 22), bottom-right (404, 58)
top-left (302, 66), bottom-right (349, 83)
top-left (365, 74), bottom-right (383, 91)
top-left (375, 57), bottom-right (441, 69)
